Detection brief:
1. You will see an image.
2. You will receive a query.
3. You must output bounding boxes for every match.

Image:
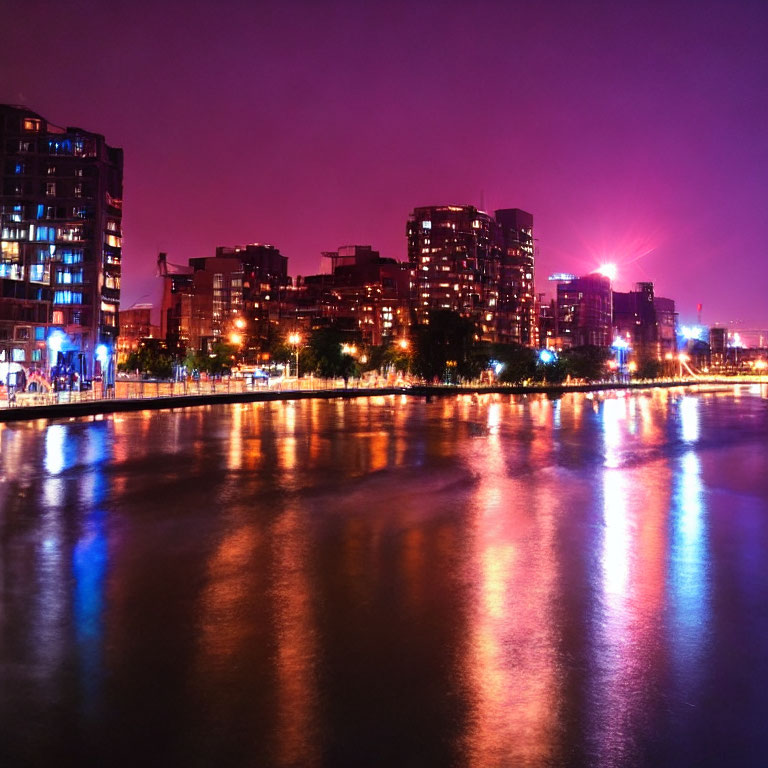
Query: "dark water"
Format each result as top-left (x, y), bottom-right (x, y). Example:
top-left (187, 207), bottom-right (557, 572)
top-left (1, 388), bottom-right (768, 767)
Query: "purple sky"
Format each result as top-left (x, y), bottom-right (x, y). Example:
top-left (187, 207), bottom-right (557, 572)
top-left (3, 0), bottom-right (767, 326)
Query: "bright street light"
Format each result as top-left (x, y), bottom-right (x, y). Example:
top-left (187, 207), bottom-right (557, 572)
top-left (288, 332), bottom-right (302, 379)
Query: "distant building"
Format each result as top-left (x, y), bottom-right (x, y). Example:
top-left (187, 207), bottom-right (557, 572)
top-left (297, 246), bottom-right (412, 345)
top-left (116, 304), bottom-right (158, 363)
top-left (556, 273), bottom-right (612, 348)
top-left (613, 282), bottom-right (676, 359)
top-left (0, 105), bottom-right (123, 375)
top-left (159, 244), bottom-right (290, 357)
top-left (709, 326), bottom-right (726, 368)
top-left (406, 205), bottom-right (535, 345)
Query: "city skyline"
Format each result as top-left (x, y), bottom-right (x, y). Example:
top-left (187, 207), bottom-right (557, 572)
top-left (2, 0), bottom-right (767, 328)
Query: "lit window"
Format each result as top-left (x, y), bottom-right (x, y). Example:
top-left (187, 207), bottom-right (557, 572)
top-left (62, 249), bottom-right (83, 264)
top-left (422, 220), bottom-right (431, 229)
top-left (12, 348), bottom-right (25, 362)
top-left (23, 118), bottom-right (41, 132)
top-left (46, 182), bottom-right (56, 196)
top-left (52, 311), bottom-right (64, 324)
top-left (54, 290), bottom-right (83, 305)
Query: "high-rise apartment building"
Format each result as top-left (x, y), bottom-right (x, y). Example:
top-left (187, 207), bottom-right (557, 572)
top-left (495, 208), bottom-right (536, 346)
top-left (0, 105), bottom-right (123, 375)
top-left (406, 205), bottom-right (535, 345)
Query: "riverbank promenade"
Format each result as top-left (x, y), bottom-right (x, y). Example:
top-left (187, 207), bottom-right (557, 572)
top-left (0, 375), bottom-right (762, 423)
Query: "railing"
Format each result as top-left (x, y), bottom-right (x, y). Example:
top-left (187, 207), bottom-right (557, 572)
top-left (0, 374), bottom-right (765, 411)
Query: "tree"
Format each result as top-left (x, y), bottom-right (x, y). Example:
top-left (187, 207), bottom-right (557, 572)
top-left (561, 345), bottom-right (610, 381)
top-left (301, 328), bottom-right (361, 379)
top-left (119, 344), bottom-right (174, 378)
top-left (491, 343), bottom-right (537, 384)
top-left (412, 310), bottom-right (482, 383)
top-left (633, 356), bottom-right (662, 380)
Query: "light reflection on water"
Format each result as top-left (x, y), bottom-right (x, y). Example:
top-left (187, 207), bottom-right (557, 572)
top-left (0, 388), bottom-right (767, 765)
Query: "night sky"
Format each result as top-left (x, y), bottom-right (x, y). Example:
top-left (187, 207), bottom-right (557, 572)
top-left (2, 0), bottom-right (767, 326)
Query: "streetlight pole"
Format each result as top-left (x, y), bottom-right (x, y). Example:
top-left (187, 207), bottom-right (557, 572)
top-left (288, 332), bottom-right (301, 381)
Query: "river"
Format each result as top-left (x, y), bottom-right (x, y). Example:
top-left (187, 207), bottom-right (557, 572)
top-left (1, 387), bottom-right (767, 766)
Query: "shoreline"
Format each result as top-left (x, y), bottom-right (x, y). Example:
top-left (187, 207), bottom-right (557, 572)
top-left (0, 378), bottom-right (743, 424)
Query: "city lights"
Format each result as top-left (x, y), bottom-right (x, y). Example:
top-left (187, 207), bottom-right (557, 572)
top-left (611, 337), bottom-right (629, 350)
top-left (538, 349), bottom-right (556, 364)
top-left (596, 263), bottom-right (617, 281)
top-left (681, 325), bottom-right (704, 341)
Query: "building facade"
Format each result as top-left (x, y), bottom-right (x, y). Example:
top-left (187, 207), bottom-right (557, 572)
top-left (494, 208), bottom-right (536, 346)
top-left (116, 304), bottom-right (157, 363)
top-left (0, 105), bottom-right (123, 376)
top-left (556, 273), bottom-right (613, 348)
top-left (613, 282), bottom-right (676, 359)
top-left (406, 205), bottom-right (535, 345)
top-left (160, 244), bottom-right (290, 356)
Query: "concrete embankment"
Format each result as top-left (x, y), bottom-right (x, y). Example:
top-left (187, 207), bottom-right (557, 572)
top-left (0, 379), bottom-right (734, 424)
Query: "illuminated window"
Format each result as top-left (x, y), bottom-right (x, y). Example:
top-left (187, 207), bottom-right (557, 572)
top-left (61, 249), bottom-right (83, 264)
top-left (14, 163), bottom-right (25, 174)
top-left (47, 166), bottom-right (56, 175)
top-left (12, 348), bottom-right (25, 362)
top-left (46, 182), bottom-right (56, 196)
top-left (52, 311), bottom-right (64, 324)
top-left (56, 267), bottom-right (83, 284)
top-left (54, 290), bottom-right (83, 305)
top-left (23, 118), bottom-right (41, 132)
top-left (74, 184), bottom-right (82, 198)
top-left (422, 220), bottom-right (431, 229)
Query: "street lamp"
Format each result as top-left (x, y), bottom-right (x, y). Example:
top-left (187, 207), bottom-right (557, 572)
top-left (288, 332), bottom-right (301, 378)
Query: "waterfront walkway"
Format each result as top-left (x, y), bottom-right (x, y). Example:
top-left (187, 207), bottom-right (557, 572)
top-left (0, 376), bottom-right (758, 423)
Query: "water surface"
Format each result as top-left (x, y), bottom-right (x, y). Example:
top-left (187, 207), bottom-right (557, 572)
top-left (1, 388), bottom-right (767, 766)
